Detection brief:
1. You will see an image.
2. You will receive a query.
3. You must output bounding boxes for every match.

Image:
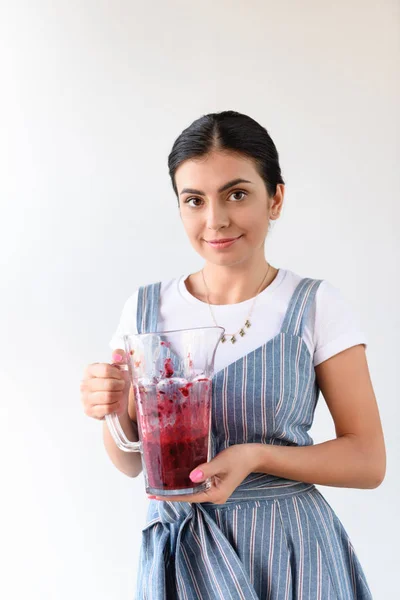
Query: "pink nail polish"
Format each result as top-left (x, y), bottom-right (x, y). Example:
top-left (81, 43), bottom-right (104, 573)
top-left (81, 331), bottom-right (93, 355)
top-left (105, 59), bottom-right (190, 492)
top-left (190, 469), bottom-right (204, 482)
top-left (113, 353), bottom-right (123, 362)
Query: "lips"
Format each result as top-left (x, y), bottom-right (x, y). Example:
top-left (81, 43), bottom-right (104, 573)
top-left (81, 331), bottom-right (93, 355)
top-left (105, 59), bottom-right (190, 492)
top-left (206, 235), bottom-right (243, 249)
top-left (207, 237), bottom-right (240, 243)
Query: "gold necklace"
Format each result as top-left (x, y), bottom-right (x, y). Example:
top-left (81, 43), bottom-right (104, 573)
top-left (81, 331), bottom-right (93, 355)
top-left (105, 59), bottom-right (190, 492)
top-left (201, 263), bottom-right (271, 344)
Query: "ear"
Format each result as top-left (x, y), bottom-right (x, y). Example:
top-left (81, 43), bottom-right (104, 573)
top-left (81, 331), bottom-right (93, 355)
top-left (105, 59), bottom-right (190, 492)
top-left (271, 183), bottom-right (285, 214)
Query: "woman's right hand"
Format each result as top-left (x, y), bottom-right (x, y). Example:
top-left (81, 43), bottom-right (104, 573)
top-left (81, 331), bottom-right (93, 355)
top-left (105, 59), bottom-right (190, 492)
top-left (81, 349), bottom-right (132, 421)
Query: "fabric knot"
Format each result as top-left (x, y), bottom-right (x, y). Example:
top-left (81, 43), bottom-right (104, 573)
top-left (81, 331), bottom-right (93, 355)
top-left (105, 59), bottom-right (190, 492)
top-left (157, 500), bottom-right (194, 524)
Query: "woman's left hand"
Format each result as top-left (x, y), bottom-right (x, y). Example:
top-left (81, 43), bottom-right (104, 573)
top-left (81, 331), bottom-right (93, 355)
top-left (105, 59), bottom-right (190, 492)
top-left (149, 444), bottom-right (257, 504)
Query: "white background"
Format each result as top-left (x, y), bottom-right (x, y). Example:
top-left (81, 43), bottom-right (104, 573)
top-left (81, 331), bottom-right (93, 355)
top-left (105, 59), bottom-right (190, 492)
top-left (1, 1), bottom-right (399, 598)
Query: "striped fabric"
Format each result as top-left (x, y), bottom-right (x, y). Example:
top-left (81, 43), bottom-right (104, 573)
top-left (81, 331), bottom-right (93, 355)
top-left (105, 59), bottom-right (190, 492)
top-left (134, 278), bottom-right (373, 599)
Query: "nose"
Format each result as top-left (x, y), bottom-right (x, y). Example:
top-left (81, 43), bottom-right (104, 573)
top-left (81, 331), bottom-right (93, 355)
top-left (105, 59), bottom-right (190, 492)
top-left (206, 201), bottom-right (230, 231)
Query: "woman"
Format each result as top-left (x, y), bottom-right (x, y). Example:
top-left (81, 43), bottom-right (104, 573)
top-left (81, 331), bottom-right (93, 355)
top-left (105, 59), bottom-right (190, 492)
top-left (82, 111), bottom-right (385, 599)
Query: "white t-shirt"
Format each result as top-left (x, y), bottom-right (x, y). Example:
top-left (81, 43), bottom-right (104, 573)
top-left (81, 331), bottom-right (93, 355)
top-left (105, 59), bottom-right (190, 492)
top-left (109, 268), bottom-right (367, 373)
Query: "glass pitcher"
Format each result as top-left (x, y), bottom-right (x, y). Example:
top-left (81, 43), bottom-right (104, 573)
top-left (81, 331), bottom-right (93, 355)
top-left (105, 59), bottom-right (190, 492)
top-left (105, 326), bottom-right (225, 496)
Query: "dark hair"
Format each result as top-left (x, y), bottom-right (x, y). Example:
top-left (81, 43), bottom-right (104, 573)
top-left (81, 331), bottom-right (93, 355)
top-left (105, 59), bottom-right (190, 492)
top-left (168, 110), bottom-right (285, 202)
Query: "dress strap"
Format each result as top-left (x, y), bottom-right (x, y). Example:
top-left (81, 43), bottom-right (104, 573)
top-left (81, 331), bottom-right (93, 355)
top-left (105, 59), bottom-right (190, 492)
top-left (136, 282), bottom-right (162, 335)
top-left (280, 277), bottom-right (323, 338)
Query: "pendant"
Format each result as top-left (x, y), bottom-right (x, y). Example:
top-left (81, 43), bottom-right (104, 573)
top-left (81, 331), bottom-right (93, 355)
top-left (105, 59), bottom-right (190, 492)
top-left (239, 328), bottom-right (246, 337)
top-left (221, 335), bottom-right (227, 343)
top-left (245, 320), bottom-right (251, 328)
top-left (230, 335), bottom-right (237, 344)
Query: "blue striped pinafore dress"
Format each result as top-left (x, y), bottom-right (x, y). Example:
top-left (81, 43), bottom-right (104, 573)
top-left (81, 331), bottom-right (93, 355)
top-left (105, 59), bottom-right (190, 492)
top-left (134, 277), bottom-right (373, 599)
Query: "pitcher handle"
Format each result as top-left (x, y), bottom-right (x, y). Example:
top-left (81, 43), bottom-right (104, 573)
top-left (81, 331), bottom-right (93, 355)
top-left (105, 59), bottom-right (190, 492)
top-left (104, 363), bottom-right (142, 453)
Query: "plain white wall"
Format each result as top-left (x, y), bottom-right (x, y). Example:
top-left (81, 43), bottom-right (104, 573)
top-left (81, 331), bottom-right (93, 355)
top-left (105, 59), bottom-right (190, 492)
top-left (1, 1), bottom-right (399, 598)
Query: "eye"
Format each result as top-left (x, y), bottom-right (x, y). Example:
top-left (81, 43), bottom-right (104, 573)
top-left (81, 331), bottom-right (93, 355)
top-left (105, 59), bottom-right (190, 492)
top-left (230, 190), bottom-right (247, 201)
top-left (184, 197), bottom-right (204, 208)
top-left (183, 190), bottom-right (248, 208)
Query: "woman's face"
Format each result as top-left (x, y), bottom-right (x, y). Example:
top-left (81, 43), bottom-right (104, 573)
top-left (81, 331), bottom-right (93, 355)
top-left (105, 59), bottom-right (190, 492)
top-left (175, 150), bottom-right (284, 267)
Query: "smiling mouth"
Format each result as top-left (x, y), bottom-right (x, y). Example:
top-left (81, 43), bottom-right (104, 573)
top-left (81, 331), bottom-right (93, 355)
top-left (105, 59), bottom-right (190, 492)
top-left (205, 235), bottom-right (243, 249)
top-left (205, 235), bottom-right (242, 243)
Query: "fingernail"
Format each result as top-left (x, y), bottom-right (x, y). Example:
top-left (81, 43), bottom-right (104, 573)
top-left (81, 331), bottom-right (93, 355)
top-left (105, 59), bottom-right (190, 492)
top-left (113, 353), bottom-right (123, 362)
top-left (190, 469), bottom-right (204, 482)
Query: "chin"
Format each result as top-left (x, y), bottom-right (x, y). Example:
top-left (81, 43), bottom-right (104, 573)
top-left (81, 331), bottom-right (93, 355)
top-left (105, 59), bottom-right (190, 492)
top-left (207, 254), bottom-right (248, 268)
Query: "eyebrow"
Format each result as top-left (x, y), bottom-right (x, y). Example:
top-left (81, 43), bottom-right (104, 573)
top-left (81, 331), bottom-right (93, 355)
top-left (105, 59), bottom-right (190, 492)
top-left (179, 178), bottom-right (253, 196)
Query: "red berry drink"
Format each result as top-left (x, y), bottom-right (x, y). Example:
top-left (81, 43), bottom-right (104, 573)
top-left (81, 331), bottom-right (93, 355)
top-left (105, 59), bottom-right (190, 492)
top-left (136, 372), bottom-right (212, 494)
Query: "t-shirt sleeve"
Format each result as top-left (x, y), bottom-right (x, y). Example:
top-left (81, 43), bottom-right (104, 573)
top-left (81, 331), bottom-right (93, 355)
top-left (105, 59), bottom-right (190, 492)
top-left (108, 290), bottom-right (139, 352)
top-left (312, 280), bottom-right (368, 367)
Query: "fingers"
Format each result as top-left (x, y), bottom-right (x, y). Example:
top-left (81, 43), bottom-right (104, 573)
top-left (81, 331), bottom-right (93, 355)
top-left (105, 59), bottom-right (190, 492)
top-left (85, 377), bottom-right (126, 393)
top-left (82, 350), bottom-right (130, 421)
top-left (84, 362), bottom-right (125, 380)
top-left (87, 389), bottom-right (124, 405)
top-left (81, 387), bottom-right (125, 419)
top-left (84, 399), bottom-right (122, 420)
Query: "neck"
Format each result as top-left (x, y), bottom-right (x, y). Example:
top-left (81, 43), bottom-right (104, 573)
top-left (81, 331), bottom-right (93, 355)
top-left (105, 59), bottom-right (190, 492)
top-left (192, 256), bottom-right (278, 305)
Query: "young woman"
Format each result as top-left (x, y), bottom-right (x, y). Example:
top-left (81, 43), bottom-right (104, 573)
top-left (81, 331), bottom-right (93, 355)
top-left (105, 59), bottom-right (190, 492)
top-left (82, 111), bottom-right (385, 599)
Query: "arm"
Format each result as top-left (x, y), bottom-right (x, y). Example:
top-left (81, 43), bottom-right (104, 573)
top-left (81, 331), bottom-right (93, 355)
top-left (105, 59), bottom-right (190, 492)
top-left (251, 344), bottom-right (386, 489)
top-left (102, 384), bottom-right (143, 478)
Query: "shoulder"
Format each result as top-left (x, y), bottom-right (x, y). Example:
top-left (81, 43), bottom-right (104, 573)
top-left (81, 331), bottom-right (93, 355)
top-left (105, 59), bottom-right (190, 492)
top-left (311, 278), bottom-right (367, 366)
top-left (313, 278), bottom-right (361, 323)
top-left (123, 273), bottom-right (183, 299)
top-left (284, 268), bottom-right (355, 308)
top-left (136, 273), bottom-right (184, 293)
top-left (117, 273), bottom-right (186, 317)
top-left (278, 268), bottom-right (324, 303)
top-left (283, 269), bottom-right (367, 366)
top-left (135, 274), bottom-right (186, 307)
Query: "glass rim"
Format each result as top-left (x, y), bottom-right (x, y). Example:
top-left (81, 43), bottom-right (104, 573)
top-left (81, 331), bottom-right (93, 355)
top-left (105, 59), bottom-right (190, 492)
top-left (122, 325), bottom-right (225, 340)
